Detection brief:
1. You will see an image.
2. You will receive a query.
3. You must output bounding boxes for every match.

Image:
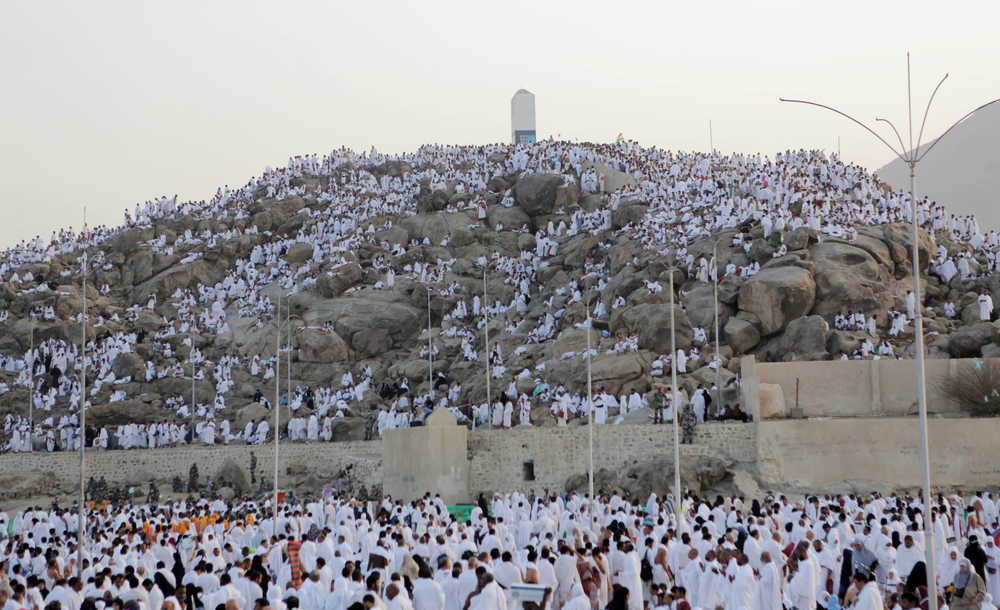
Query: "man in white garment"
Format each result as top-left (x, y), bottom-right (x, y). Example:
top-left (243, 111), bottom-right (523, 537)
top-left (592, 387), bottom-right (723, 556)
top-left (412, 565), bottom-right (445, 610)
top-left (980, 290), bottom-right (994, 321)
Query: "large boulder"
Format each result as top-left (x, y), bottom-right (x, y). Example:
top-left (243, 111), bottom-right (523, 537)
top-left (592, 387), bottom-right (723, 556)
top-left (514, 174), bottom-right (562, 217)
top-left (111, 353), bottom-right (145, 380)
top-left (611, 202), bottom-right (647, 229)
top-left (738, 267), bottom-right (816, 335)
top-left (316, 263), bottom-right (362, 298)
top-left (352, 328), bottom-right (391, 359)
top-left (588, 353), bottom-right (647, 395)
top-left (947, 322), bottom-right (998, 357)
top-left (611, 303), bottom-right (693, 354)
top-left (881, 223), bottom-right (934, 275)
top-left (724, 318), bottom-right (760, 354)
top-left (809, 241), bottom-right (889, 318)
top-left (137, 259), bottom-right (220, 301)
top-left (398, 212), bottom-right (474, 244)
top-left (486, 206), bottom-right (530, 232)
top-left (298, 330), bottom-right (349, 363)
top-left (683, 284), bottom-right (730, 330)
top-left (765, 315), bottom-right (828, 361)
top-left (330, 417), bottom-right (366, 441)
top-left (286, 243), bottom-right (314, 264)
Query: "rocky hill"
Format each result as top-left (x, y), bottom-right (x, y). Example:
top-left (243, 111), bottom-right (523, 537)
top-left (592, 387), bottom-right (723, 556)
top-left (1, 142), bottom-right (997, 447)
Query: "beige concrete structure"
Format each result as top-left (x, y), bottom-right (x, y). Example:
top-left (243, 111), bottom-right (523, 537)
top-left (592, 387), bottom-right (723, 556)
top-left (467, 422), bottom-right (755, 497)
top-left (756, 417), bottom-right (1000, 489)
top-left (383, 408), bottom-right (469, 504)
top-left (751, 356), bottom-right (987, 418)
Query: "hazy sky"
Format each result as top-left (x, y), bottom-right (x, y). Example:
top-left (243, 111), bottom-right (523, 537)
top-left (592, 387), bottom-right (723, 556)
top-left (3, 0), bottom-right (999, 247)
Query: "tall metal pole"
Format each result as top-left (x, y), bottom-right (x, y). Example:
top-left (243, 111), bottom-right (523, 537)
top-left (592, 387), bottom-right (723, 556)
top-left (904, 54), bottom-right (937, 606)
top-left (77, 212), bottom-right (87, 578)
top-left (287, 304), bottom-right (291, 419)
top-left (910, 161), bottom-right (937, 603)
top-left (709, 120), bottom-right (714, 152)
top-left (427, 288), bottom-right (433, 399)
top-left (483, 267), bottom-right (491, 429)
top-left (28, 324), bottom-right (33, 452)
top-left (713, 241), bottom-right (721, 418)
top-left (669, 268), bottom-right (681, 518)
top-left (586, 309), bottom-right (594, 533)
top-left (190, 346), bottom-right (195, 443)
top-left (779, 55), bottom-right (1000, 610)
top-left (274, 293), bottom-right (280, 539)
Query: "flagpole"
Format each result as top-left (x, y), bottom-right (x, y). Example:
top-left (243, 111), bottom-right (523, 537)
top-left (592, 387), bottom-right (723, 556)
top-left (77, 208), bottom-right (87, 578)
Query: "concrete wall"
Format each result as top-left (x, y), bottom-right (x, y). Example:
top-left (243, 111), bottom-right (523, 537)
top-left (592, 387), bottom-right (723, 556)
top-left (756, 417), bottom-right (1000, 490)
top-left (467, 423), bottom-right (755, 497)
top-left (0, 440), bottom-right (382, 505)
top-left (382, 409), bottom-right (469, 504)
top-left (753, 356), bottom-right (989, 418)
top-left (0, 422), bottom-right (754, 509)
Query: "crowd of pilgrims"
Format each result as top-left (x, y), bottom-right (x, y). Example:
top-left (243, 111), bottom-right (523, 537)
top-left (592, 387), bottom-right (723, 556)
top-left (0, 139), bottom-right (998, 453)
top-left (3, 488), bottom-right (1000, 610)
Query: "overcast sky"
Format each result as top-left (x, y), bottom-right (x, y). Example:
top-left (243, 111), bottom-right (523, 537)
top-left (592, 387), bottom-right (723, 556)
top-left (2, 0), bottom-right (998, 246)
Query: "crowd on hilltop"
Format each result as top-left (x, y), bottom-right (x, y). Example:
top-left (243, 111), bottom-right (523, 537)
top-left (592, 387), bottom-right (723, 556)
top-left (1, 140), bottom-right (998, 454)
top-left (2, 487), bottom-right (1000, 610)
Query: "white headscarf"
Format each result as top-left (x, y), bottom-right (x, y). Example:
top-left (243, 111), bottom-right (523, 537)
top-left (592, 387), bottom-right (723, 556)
top-left (938, 545), bottom-right (961, 588)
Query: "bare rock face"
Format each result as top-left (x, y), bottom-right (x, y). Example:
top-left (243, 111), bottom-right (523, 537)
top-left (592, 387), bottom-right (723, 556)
top-left (724, 318), bottom-right (760, 354)
top-left (684, 284), bottom-right (731, 330)
top-left (298, 330), bottom-right (349, 363)
top-left (880, 223), bottom-right (934, 275)
top-left (514, 173), bottom-right (563, 217)
top-left (810, 241), bottom-right (891, 318)
top-left (764, 315), bottom-right (829, 362)
top-left (611, 303), bottom-right (693, 354)
top-left (112, 353), bottom-right (145, 380)
top-left (611, 201), bottom-right (647, 229)
top-left (316, 263), bottom-right (362, 298)
top-left (738, 267), bottom-right (816, 335)
top-left (948, 322), bottom-right (998, 357)
top-left (286, 243), bottom-right (314, 264)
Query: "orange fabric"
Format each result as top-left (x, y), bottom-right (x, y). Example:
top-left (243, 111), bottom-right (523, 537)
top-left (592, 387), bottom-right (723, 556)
top-left (287, 540), bottom-right (303, 589)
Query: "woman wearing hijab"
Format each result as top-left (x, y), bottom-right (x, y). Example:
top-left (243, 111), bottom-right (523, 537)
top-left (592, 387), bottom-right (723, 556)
top-left (938, 546), bottom-right (961, 597)
top-left (904, 561), bottom-right (932, 609)
top-left (951, 558), bottom-right (987, 610)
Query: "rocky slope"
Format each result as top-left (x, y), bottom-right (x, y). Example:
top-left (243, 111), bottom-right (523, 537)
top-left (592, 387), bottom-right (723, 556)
top-left (1, 143), bottom-right (997, 445)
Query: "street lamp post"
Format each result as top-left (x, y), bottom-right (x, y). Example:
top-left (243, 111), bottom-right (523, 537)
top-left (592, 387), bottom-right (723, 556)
top-left (585, 294), bottom-right (595, 533)
top-left (273, 292), bottom-right (284, 539)
top-left (483, 266), bottom-right (491, 430)
top-left (28, 323), bottom-right (34, 452)
top-left (668, 266), bottom-right (681, 517)
top-left (780, 54), bottom-right (1000, 610)
top-left (427, 287), bottom-right (433, 400)
top-left (712, 240), bottom-right (722, 418)
top-left (190, 346), bottom-right (196, 441)
top-left (78, 239), bottom-right (87, 578)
